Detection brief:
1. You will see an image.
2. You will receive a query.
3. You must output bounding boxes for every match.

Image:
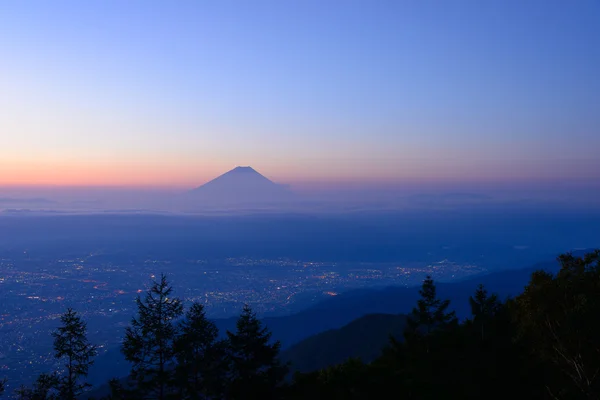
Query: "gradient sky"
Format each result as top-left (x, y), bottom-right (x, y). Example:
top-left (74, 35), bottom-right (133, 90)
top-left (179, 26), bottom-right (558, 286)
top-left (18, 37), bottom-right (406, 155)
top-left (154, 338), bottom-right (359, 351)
top-left (1, 0), bottom-right (599, 188)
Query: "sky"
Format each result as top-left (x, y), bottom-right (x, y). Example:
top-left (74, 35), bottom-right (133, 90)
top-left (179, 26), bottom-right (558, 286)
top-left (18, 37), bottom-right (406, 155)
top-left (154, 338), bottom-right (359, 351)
top-left (1, 0), bottom-right (599, 188)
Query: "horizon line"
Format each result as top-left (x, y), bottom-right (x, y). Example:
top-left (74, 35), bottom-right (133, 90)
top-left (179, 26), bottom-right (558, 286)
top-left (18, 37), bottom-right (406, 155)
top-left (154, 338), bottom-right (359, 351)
top-left (1, 177), bottom-right (600, 191)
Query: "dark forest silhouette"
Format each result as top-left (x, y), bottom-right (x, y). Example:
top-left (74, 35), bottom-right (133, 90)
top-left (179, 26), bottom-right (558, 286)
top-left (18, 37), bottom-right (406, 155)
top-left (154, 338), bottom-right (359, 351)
top-left (3, 250), bottom-right (600, 399)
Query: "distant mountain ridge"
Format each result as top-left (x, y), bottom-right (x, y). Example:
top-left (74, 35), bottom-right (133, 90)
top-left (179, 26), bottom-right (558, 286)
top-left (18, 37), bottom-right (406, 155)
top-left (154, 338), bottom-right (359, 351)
top-left (0, 197), bottom-right (56, 204)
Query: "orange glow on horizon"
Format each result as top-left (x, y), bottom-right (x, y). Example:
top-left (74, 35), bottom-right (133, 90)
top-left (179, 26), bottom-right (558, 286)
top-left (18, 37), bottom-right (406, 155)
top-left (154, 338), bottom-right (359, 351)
top-left (1, 158), bottom-right (408, 188)
top-left (2, 158), bottom-right (596, 189)
top-left (0, 160), bottom-right (223, 188)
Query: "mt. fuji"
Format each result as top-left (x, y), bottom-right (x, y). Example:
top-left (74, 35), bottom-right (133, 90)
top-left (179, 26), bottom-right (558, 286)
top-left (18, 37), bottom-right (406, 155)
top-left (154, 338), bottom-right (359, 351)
top-left (188, 166), bottom-right (294, 206)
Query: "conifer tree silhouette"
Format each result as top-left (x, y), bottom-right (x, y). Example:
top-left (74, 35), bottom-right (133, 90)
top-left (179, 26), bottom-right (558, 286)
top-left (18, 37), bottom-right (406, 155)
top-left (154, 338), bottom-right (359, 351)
top-left (52, 308), bottom-right (97, 399)
top-left (122, 274), bottom-right (183, 400)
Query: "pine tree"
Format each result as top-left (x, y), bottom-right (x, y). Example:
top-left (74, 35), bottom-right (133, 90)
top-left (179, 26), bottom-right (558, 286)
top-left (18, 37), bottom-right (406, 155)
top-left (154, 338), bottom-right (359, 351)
top-left (52, 308), bottom-right (97, 399)
top-left (174, 302), bottom-right (227, 399)
top-left (122, 274), bottom-right (183, 400)
top-left (406, 275), bottom-right (457, 337)
top-left (226, 305), bottom-right (288, 400)
top-left (468, 284), bottom-right (501, 341)
top-left (0, 378), bottom-right (5, 397)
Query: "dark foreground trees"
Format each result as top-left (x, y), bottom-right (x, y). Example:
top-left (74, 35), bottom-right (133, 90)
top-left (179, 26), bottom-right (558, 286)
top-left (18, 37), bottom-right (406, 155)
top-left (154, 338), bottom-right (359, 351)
top-left (288, 251), bottom-right (600, 400)
top-left (15, 275), bottom-right (286, 400)
top-left (122, 274), bottom-right (184, 399)
top-left (406, 274), bottom-right (457, 337)
top-left (174, 302), bottom-right (227, 399)
top-left (14, 308), bottom-right (96, 400)
top-left (226, 305), bottom-right (288, 400)
top-left (114, 275), bottom-right (286, 400)
top-left (10, 250), bottom-right (600, 400)
top-left (514, 250), bottom-right (600, 399)
top-left (53, 308), bottom-right (98, 399)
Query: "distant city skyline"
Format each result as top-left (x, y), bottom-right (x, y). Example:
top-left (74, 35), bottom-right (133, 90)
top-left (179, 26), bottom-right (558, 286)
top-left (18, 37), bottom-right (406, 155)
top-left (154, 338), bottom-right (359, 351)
top-left (1, 1), bottom-right (599, 187)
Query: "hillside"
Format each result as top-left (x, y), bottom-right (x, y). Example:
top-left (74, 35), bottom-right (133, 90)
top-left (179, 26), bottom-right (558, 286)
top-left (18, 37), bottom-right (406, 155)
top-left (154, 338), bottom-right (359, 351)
top-left (281, 313), bottom-right (407, 373)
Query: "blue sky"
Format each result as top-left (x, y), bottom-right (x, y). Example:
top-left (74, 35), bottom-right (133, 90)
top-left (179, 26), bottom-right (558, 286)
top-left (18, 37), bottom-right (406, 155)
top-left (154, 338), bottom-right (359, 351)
top-left (1, 0), bottom-right (599, 187)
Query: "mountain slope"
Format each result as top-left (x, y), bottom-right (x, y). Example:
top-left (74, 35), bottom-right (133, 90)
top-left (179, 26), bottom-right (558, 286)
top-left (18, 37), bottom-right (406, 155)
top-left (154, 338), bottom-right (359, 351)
top-left (281, 313), bottom-right (407, 373)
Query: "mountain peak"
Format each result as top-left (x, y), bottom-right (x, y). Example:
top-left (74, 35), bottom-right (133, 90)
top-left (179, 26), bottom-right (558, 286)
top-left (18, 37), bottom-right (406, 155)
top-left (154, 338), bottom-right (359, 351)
top-left (188, 166), bottom-right (293, 205)
top-left (231, 166), bottom-right (257, 173)
top-left (220, 166), bottom-right (269, 181)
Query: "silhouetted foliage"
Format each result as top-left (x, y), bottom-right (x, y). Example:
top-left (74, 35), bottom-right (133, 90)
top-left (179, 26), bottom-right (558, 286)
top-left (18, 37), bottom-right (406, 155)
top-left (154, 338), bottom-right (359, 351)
top-left (122, 274), bottom-right (184, 400)
top-left (52, 308), bottom-right (97, 399)
top-left (13, 250), bottom-right (600, 400)
top-left (468, 284), bottom-right (501, 341)
top-left (286, 268), bottom-right (564, 400)
top-left (14, 310), bottom-right (96, 400)
top-left (288, 358), bottom-right (372, 400)
top-left (174, 302), bottom-right (228, 399)
top-left (405, 275), bottom-right (457, 339)
top-left (514, 250), bottom-right (600, 399)
top-left (226, 304), bottom-right (288, 399)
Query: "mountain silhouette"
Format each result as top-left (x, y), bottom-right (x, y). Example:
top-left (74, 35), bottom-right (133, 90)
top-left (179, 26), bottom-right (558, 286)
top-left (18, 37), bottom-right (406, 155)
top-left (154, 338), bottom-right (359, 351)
top-left (188, 166), bottom-right (293, 206)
